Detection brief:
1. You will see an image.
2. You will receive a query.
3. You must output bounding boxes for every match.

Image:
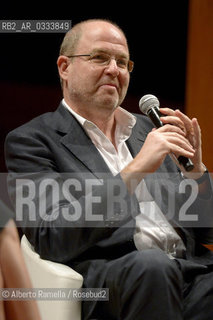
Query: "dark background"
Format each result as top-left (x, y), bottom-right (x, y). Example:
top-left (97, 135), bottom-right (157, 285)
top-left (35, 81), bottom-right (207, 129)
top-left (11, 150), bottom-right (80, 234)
top-left (0, 1), bottom-right (189, 172)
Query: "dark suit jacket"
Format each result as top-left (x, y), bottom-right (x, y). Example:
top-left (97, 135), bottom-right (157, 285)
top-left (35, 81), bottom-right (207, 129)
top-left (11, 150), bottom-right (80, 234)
top-left (5, 102), bottom-right (213, 317)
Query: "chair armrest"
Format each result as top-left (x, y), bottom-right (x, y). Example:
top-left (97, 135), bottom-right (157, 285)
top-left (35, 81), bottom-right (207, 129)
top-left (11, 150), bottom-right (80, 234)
top-left (21, 235), bottom-right (83, 320)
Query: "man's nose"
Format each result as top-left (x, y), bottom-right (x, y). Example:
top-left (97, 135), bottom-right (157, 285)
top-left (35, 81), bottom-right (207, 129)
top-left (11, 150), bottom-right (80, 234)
top-left (104, 58), bottom-right (120, 76)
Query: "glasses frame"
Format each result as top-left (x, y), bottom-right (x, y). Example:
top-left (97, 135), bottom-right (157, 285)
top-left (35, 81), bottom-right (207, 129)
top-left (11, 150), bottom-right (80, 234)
top-left (67, 53), bottom-right (134, 73)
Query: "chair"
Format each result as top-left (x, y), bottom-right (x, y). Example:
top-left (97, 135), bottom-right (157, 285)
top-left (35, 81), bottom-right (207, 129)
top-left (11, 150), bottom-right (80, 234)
top-left (21, 235), bottom-right (83, 320)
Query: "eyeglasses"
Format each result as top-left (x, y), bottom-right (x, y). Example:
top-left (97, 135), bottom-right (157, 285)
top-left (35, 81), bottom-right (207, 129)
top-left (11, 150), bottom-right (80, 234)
top-left (67, 52), bottom-right (134, 73)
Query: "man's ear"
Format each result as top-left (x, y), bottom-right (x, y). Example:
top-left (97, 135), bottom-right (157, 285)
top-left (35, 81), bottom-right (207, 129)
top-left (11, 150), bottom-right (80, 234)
top-left (57, 56), bottom-right (70, 81)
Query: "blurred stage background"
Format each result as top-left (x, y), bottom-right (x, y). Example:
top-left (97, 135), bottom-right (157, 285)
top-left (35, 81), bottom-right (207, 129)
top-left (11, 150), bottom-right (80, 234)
top-left (0, 0), bottom-right (212, 172)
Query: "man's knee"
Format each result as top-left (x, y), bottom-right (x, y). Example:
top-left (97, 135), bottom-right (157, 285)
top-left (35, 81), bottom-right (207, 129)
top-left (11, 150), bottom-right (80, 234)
top-left (114, 249), bottom-right (183, 319)
top-left (122, 249), bottom-right (182, 286)
top-left (97, 250), bottom-right (183, 320)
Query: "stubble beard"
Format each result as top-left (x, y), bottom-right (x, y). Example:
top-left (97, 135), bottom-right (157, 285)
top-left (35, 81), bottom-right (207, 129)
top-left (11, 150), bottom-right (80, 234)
top-left (69, 86), bottom-right (121, 115)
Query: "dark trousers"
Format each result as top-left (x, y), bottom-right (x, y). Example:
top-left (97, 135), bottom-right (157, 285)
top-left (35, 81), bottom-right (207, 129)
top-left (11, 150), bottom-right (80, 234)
top-left (86, 249), bottom-right (213, 320)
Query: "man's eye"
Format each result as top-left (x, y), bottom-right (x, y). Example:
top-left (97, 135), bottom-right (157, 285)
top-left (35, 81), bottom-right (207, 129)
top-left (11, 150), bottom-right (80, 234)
top-left (117, 59), bottom-right (128, 68)
top-left (91, 54), bottom-right (108, 62)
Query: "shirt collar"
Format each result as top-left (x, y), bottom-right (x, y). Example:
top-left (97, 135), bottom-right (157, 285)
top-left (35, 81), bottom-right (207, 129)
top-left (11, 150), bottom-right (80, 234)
top-left (62, 98), bottom-right (87, 127)
top-left (62, 98), bottom-right (137, 138)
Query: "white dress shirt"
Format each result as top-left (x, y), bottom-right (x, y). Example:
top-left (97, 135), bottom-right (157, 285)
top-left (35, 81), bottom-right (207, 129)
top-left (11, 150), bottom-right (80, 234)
top-left (63, 99), bottom-right (186, 258)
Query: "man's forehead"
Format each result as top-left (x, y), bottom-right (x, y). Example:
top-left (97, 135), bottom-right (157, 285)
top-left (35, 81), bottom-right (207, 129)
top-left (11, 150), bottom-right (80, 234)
top-left (79, 21), bottom-right (128, 47)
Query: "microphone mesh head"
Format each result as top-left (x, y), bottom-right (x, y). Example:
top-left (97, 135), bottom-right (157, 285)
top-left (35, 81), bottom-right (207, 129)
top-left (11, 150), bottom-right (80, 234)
top-left (139, 94), bottom-right (160, 115)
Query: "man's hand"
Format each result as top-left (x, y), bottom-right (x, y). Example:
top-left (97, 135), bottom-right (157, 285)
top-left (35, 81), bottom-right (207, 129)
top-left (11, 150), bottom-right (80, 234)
top-left (160, 108), bottom-right (205, 179)
top-left (121, 108), bottom-right (196, 193)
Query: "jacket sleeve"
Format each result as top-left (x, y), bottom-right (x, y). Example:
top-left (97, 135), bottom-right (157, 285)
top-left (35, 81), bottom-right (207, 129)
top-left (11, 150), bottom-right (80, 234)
top-left (145, 156), bottom-right (213, 245)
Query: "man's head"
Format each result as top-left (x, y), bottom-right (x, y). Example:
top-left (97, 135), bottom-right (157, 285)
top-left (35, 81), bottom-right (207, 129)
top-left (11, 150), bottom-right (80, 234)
top-left (57, 19), bottom-right (133, 117)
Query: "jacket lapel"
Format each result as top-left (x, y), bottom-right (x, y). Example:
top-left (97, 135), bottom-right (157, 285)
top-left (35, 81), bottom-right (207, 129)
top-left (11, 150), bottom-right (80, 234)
top-left (126, 117), bottom-right (147, 157)
top-left (53, 103), bottom-right (112, 178)
top-left (53, 104), bottom-right (148, 177)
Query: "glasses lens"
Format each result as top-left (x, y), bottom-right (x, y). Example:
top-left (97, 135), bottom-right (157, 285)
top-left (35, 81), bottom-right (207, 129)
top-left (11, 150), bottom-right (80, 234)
top-left (90, 53), bottom-right (110, 65)
top-left (87, 52), bottom-right (134, 72)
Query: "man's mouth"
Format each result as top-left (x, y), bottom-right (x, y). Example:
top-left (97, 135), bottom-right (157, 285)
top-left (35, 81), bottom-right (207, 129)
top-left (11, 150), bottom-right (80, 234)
top-left (100, 83), bottom-right (118, 90)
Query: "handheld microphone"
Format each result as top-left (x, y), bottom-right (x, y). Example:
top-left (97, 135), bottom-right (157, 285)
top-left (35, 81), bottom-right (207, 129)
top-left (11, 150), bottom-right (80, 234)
top-left (139, 94), bottom-right (194, 172)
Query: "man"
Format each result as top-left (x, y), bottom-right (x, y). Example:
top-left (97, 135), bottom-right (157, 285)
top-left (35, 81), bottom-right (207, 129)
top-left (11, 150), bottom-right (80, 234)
top-left (5, 19), bottom-right (213, 320)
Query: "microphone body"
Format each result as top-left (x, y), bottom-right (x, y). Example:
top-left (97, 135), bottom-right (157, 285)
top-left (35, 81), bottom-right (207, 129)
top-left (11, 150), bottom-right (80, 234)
top-left (139, 94), bottom-right (194, 172)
